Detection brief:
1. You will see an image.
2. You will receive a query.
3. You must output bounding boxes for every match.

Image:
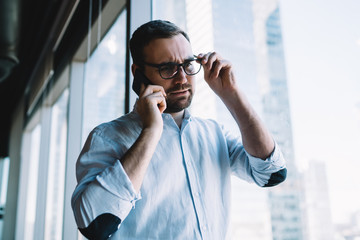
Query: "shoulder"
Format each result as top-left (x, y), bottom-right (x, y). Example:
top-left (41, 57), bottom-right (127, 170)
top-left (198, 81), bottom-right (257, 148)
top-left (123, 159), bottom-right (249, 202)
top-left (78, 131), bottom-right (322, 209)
top-left (91, 112), bottom-right (142, 141)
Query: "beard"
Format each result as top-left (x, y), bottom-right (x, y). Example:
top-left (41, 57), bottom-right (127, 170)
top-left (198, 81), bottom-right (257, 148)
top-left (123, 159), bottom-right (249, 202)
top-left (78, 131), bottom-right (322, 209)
top-left (164, 83), bottom-right (193, 113)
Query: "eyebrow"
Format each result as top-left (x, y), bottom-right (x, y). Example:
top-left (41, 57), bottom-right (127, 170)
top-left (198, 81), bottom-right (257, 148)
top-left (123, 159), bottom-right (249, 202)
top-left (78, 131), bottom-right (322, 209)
top-left (160, 56), bottom-right (196, 65)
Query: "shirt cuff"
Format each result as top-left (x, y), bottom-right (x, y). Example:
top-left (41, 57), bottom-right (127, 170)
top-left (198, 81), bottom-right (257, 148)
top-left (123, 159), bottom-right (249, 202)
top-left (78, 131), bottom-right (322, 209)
top-left (245, 142), bottom-right (286, 186)
top-left (97, 159), bottom-right (142, 205)
top-left (76, 160), bottom-right (141, 228)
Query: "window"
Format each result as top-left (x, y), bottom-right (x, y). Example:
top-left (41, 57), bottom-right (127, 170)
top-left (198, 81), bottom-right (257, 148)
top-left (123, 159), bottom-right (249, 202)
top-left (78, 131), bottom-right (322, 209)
top-left (44, 89), bottom-right (69, 240)
top-left (23, 124), bottom-right (41, 240)
top-left (153, 0), bottom-right (300, 239)
top-left (0, 158), bottom-right (10, 206)
top-left (0, 157), bottom-right (10, 235)
top-left (82, 10), bottom-right (127, 143)
top-left (4, 1), bottom-right (128, 240)
top-left (151, 0), bottom-right (360, 239)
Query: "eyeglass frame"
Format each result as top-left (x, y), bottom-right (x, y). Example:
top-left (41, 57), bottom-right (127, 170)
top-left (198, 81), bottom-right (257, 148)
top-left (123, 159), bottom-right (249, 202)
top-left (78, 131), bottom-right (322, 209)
top-left (142, 55), bottom-right (202, 80)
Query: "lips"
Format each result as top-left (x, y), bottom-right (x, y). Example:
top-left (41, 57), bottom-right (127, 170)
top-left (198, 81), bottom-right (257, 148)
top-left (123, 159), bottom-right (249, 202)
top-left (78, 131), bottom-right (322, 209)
top-left (169, 89), bottom-right (189, 95)
top-left (166, 83), bottom-right (192, 96)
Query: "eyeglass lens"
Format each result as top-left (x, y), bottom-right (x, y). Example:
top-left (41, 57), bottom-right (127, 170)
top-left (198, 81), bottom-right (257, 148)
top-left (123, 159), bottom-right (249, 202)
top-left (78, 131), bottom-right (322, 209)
top-left (160, 60), bottom-right (201, 79)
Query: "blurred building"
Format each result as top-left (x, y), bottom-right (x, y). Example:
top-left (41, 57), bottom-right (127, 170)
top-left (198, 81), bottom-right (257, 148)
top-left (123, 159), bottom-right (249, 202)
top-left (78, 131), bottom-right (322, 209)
top-left (253, 1), bottom-right (306, 239)
top-left (334, 211), bottom-right (360, 239)
top-left (303, 160), bottom-right (334, 240)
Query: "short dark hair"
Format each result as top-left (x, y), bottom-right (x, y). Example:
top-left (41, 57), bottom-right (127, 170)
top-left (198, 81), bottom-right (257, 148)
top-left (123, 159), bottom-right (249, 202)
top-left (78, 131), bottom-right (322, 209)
top-left (129, 20), bottom-right (190, 69)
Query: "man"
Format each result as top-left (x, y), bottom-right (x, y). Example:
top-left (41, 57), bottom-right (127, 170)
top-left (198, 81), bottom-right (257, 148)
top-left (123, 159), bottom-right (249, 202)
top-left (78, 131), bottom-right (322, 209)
top-left (72, 20), bottom-right (287, 240)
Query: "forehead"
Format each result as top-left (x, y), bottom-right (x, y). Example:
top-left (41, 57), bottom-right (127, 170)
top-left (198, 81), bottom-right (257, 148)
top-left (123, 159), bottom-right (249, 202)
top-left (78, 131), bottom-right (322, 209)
top-left (143, 34), bottom-right (193, 63)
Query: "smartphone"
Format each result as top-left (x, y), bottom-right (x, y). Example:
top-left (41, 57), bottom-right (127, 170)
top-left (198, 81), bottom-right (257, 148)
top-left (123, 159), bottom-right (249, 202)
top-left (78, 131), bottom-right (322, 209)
top-left (132, 69), bottom-right (153, 96)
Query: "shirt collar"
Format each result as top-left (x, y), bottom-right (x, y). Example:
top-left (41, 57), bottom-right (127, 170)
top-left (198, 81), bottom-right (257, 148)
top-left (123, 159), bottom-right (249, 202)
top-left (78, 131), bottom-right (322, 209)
top-left (161, 108), bottom-right (192, 120)
top-left (183, 108), bottom-right (191, 121)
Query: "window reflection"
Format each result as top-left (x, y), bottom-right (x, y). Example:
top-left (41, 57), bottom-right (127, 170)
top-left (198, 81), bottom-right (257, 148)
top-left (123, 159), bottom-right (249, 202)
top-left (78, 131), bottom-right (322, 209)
top-left (44, 89), bottom-right (69, 240)
top-left (82, 10), bottom-right (127, 143)
top-left (24, 124), bottom-right (41, 240)
top-left (0, 157), bottom-right (9, 236)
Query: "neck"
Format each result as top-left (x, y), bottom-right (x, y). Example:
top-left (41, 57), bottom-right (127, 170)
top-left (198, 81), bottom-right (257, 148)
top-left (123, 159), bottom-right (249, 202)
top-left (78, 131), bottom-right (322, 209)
top-left (170, 110), bottom-right (185, 128)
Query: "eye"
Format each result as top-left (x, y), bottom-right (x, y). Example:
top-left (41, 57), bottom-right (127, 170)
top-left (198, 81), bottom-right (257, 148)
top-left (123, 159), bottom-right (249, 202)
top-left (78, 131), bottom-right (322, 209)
top-left (160, 63), bottom-right (177, 77)
top-left (184, 61), bottom-right (195, 72)
top-left (160, 63), bottom-right (176, 72)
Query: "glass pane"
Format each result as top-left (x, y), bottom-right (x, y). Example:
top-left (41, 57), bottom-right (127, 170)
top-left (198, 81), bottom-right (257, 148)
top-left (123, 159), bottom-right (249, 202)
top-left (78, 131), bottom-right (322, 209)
top-left (0, 157), bottom-right (10, 236)
top-left (0, 158), bottom-right (10, 205)
top-left (44, 89), bottom-right (69, 240)
top-left (153, 1), bottom-right (299, 239)
top-left (24, 124), bottom-right (41, 240)
top-left (82, 10), bottom-right (127, 143)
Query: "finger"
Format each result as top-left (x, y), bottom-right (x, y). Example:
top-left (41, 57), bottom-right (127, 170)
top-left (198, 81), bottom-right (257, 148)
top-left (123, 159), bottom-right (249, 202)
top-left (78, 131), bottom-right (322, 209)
top-left (206, 52), bottom-right (223, 71)
top-left (196, 53), bottom-right (205, 62)
top-left (146, 94), bottom-right (167, 113)
top-left (200, 52), bottom-right (213, 79)
top-left (199, 52), bottom-right (212, 65)
top-left (149, 85), bottom-right (166, 97)
top-left (140, 85), bottom-right (166, 98)
top-left (144, 91), bottom-right (167, 105)
top-left (149, 90), bottom-right (167, 99)
top-left (201, 53), bottom-right (217, 80)
top-left (201, 52), bottom-right (219, 65)
top-left (210, 60), bottom-right (231, 79)
top-left (157, 96), bottom-right (167, 113)
top-left (147, 94), bottom-right (166, 103)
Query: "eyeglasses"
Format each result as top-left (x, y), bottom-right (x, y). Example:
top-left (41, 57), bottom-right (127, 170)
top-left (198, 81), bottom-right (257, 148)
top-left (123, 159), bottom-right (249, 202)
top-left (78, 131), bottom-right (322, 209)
top-left (143, 57), bottom-right (202, 80)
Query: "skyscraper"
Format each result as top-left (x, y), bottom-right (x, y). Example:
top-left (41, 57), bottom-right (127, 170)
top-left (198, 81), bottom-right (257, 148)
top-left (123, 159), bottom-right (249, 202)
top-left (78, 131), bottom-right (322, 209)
top-left (210, 0), bottom-right (273, 239)
top-left (253, 1), bottom-right (305, 239)
top-left (304, 160), bottom-right (334, 240)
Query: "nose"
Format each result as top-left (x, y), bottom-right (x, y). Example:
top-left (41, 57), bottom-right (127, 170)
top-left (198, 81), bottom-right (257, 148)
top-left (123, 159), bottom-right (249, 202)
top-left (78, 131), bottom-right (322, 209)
top-left (173, 66), bottom-right (188, 84)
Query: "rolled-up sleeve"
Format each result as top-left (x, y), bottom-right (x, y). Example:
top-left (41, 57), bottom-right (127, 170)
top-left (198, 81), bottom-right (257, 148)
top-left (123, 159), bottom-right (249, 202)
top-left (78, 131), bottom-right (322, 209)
top-left (224, 127), bottom-right (287, 187)
top-left (71, 127), bottom-right (141, 231)
top-left (244, 143), bottom-right (287, 187)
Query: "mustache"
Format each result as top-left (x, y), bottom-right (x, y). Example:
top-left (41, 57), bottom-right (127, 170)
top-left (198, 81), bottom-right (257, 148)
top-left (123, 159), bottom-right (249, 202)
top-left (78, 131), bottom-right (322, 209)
top-left (166, 83), bottom-right (192, 94)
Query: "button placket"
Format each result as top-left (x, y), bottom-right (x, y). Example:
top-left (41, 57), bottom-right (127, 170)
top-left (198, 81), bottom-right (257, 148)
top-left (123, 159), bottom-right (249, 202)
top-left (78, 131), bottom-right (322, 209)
top-left (180, 131), bottom-right (209, 239)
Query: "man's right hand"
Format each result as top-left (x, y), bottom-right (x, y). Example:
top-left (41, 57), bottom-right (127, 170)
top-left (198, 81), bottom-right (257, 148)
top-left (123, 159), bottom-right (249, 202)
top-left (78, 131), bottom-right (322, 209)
top-left (136, 84), bottom-right (167, 138)
top-left (119, 84), bottom-right (166, 192)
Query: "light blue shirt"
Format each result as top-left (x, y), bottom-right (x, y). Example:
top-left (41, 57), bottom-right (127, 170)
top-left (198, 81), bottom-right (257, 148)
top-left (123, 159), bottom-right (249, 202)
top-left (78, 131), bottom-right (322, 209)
top-left (72, 109), bottom-right (286, 239)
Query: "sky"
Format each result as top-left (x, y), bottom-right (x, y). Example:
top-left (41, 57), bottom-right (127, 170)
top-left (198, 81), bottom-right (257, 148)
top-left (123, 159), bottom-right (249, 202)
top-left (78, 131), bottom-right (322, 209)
top-left (279, 0), bottom-right (360, 224)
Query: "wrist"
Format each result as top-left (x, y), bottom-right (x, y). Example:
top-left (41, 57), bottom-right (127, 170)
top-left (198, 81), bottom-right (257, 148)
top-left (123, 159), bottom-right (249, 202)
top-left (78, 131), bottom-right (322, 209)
top-left (219, 87), bottom-right (242, 107)
top-left (141, 125), bottom-right (163, 141)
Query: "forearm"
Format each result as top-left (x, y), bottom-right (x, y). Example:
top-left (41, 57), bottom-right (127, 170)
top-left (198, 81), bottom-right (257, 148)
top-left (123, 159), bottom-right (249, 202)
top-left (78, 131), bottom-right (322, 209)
top-left (221, 88), bottom-right (274, 160)
top-left (120, 127), bottom-right (161, 192)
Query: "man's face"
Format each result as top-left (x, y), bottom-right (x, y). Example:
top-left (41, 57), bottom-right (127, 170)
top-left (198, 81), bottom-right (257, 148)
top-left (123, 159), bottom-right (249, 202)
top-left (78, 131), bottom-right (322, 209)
top-left (143, 34), bottom-right (196, 113)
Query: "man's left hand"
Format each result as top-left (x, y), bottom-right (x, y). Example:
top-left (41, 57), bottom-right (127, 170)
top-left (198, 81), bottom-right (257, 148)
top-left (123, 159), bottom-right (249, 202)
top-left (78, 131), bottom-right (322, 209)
top-left (198, 52), bottom-right (237, 97)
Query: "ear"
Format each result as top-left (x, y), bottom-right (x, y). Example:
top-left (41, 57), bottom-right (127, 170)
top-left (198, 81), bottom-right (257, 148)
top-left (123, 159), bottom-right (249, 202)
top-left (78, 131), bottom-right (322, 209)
top-left (131, 64), bottom-right (140, 76)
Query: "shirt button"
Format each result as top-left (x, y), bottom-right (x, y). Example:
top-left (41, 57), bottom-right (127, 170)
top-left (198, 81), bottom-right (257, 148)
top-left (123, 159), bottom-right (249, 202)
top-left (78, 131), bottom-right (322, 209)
top-left (203, 225), bottom-right (207, 231)
top-left (194, 192), bottom-right (199, 197)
